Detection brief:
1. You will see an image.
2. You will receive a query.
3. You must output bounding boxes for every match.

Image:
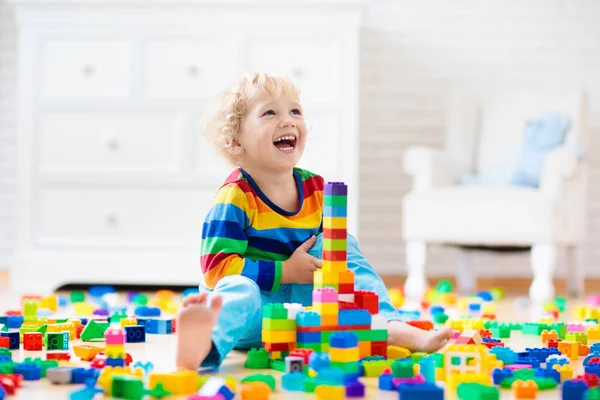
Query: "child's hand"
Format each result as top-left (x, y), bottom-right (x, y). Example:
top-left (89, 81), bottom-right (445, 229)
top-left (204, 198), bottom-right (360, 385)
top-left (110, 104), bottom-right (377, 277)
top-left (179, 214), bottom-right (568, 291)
top-left (281, 235), bottom-right (322, 284)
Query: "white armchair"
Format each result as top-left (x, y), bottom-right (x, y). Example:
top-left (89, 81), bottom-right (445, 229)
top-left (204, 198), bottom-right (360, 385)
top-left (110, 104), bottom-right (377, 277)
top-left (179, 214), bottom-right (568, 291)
top-left (402, 90), bottom-right (588, 305)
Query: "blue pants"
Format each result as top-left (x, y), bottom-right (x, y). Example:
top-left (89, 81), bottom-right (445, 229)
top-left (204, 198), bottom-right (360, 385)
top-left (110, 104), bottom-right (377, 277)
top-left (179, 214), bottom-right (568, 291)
top-left (199, 234), bottom-right (400, 366)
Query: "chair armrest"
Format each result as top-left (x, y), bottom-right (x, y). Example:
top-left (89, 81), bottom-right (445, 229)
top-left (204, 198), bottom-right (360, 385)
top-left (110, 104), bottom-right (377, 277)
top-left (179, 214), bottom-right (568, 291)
top-left (403, 146), bottom-right (459, 191)
top-left (540, 145), bottom-right (581, 200)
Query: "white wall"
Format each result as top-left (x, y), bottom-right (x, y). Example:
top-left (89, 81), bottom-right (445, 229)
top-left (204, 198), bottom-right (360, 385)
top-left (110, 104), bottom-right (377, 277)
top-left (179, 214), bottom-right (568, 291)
top-left (1, 0), bottom-right (599, 277)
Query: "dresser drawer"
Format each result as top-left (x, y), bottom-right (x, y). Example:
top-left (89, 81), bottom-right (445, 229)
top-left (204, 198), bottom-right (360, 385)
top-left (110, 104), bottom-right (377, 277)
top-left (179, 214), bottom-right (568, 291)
top-left (245, 38), bottom-right (340, 104)
top-left (143, 38), bottom-right (239, 98)
top-left (36, 188), bottom-right (218, 247)
top-left (40, 38), bottom-right (133, 98)
top-left (39, 110), bottom-right (184, 172)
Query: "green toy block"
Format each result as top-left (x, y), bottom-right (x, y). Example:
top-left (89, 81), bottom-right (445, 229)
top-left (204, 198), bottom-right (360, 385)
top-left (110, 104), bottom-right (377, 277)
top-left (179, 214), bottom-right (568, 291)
top-left (586, 388), bottom-right (600, 400)
top-left (566, 332), bottom-right (588, 345)
top-left (549, 323), bottom-right (566, 339)
top-left (533, 377), bottom-right (558, 390)
top-left (47, 332), bottom-right (69, 351)
top-left (514, 368), bottom-right (535, 380)
top-left (81, 320), bottom-right (108, 342)
top-left (112, 375), bottom-right (145, 400)
top-left (146, 383), bottom-right (171, 399)
top-left (433, 313), bottom-right (449, 324)
top-left (329, 361), bottom-right (359, 374)
top-left (133, 294), bottom-right (148, 306)
top-left (435, 280), bottom-right (453, 293)
top-left (522, 323), bottom-right (547, 335)
top-left (110, 311), bottom-right (127, 324)
top-left (362, 360), bottom-right (394, 377)
top-left (314, 282), bottom-right (339, 291)
top-left (262, 304), bottom-right (288, 319)
top-left (555, 296), bottom-right (567, 312)
top-left (410, 352), bottom-right (427, 362)
top-left (244, 348), bottom-right (270, 369)
top-left (323, 239), bottom-right (347, 251)
top-left (0, 361), bottom-right (15, 374)
top-left (297, 343), bottom-right (321, 352)
top-left (0, 324), bottom-right (7, 332)
top-left (586, 319), bottom-right (599, 324)
top-left (36, 325), bottom-right (47, 334)
top-left (490, 326), bottom-right (510, 339)
top-left (324, 195), bottom-right (347, 207)
top-left (484, 320), bottom-right (498, 329)
top-left (303, 377), bottom-right (317, 393)
top-left (391, 359), bottom-right (414, 378)
top-left (69, 291), bottom-right (86, 304)
top-left (457, 382), bottom-right (499, 400)
top-left (352, 329), bottom-right (387, 342)
top-left (241, 374), bottom-right (277, 391)
top-left (262, 318), bottom-right (296, 331)
top-left (269, 359), bottom-right (286, 372)
top-left (0, 348), bottom-right (12, 359)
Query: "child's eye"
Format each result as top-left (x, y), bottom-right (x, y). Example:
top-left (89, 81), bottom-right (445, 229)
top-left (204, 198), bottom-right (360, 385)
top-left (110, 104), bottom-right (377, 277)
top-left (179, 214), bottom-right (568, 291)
top-left (262, 110), bottom-right (275, 116)
top-left (291, 109), bottom-right (302, 115)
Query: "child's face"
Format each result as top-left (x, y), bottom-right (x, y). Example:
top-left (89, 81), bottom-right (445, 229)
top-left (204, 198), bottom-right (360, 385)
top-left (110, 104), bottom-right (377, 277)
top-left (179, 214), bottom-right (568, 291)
top-left (238, 89), bottom-right (307, 173)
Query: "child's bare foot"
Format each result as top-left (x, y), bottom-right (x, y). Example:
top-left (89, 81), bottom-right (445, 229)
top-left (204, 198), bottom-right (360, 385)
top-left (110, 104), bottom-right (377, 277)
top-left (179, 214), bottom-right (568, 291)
top-left (175, 293), bottom-right (222, 370)
top-left (388, 321), bottom-right (453, 353)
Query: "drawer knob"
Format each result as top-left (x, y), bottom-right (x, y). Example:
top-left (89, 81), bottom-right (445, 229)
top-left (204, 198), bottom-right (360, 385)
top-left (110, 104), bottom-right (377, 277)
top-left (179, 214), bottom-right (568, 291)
top-left (106, 214), bottom-right (119, 227)
top-left (107, 139), bottom-right (120, 152)
top-left (188, 65), bottom-right (201, 76)
top-left (82, 64), bottom-right (96, 77)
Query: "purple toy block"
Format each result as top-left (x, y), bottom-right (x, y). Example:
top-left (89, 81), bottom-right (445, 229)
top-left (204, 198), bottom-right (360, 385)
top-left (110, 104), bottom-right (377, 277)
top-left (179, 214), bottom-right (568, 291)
top-left (346, 380), bottom-right (365, 398)
top-left (324, 182), bottom-right (347, 196)
top-left (313, 288), bottom-right (338, 303)
top-left (392, 375), bottom-right (425, 388)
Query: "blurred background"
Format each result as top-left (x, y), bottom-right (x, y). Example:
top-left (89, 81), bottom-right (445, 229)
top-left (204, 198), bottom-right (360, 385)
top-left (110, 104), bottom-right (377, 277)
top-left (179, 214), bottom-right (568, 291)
top-left (0, 0), bottom-right (598, 295)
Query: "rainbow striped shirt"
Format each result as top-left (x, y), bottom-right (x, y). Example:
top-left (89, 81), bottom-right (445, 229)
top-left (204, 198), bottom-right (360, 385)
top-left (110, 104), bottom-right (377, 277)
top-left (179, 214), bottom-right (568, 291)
top-left (200, 168), bottom-right (324, 292)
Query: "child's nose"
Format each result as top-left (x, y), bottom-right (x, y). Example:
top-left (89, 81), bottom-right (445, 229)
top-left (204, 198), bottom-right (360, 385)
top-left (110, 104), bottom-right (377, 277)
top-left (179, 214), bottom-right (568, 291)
top-left (279, 118), bottom-right (296, 128)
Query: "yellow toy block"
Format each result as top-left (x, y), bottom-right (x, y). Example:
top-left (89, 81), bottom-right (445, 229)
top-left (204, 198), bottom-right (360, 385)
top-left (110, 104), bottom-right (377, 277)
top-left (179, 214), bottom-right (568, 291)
top-left (553, 364), bottom-right (573, 381)
top-left (330, 347), bottom-right (359, 362)
top-left (156, 289), bottom-right (175, 301)
top-left (447, 372), bottom-right (492, 392)
top-left (105, 345), bottom-right (126, 358)
top-left (315, 384), bottom-right (345, 400)
top-left (313, 303), bottom-right (339, 315)
top-left (314, 270), bottom-right (338, 286)
top-left (588, 326), bottom-right (600, 341)
top-left (585, 307), bottom-right (598, 320)
top-left (322, 260), bottom-right (347, 272)
top-left (359, 341), bottom-right (371, 358)
top-left (74, 302), bottom-right (98, 316)
top-left (271, 351), bottom-right (282, 360)
top-left (540, 316), bottom-right (554, 325)
top-left (149, 371), bottom-right (197, 396)
top-left (261, 330), bottom-right (296, 343)
top-left (323, 217), bottom-right (347, 229)
top-left (572, 306), bottom-right (586, 321)
top-left (387, 346), bottom-right (411, 360)
top-left (321, 314), bottom-right (338, 327)
top-left (558, 341), bottom-right (579, 360)
top-left (40, 295), bottom-right (58, 312)
top-left (120, 318), bottom-right (137, 328)
top-left (73, 345), bottom-right (103, 361)
top-left (47, 323), bottom-right (76, 340)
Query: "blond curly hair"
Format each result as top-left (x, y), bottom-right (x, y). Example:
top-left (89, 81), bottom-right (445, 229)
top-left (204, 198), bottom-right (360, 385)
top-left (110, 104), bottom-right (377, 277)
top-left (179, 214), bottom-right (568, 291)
top-left (202, 72), bottom-right (301, 165)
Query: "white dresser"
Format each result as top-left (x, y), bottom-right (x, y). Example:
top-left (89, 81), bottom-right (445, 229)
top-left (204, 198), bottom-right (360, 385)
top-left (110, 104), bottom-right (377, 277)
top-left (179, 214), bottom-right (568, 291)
top-left (9, 0), bottom-right (366, 293)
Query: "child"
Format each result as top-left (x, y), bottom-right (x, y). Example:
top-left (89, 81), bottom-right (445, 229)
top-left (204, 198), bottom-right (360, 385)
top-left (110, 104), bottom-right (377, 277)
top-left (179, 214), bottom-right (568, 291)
top-left (175, 72), bottom-right (452, 370)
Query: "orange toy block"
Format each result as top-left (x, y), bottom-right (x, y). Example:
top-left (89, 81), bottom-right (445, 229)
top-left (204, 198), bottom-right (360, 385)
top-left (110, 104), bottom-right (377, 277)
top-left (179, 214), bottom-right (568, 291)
top-left (541, 330), bottom-right (558, 344)
top-left (407, 320), bottom-right (433, 331)
top-left (73, 345), bottom-right (103, 361)
top-left (338, 271), bottom-right (355, 284)
top-left (359, 341), bottom-right (371, 358)
top-left (512, 379), bottom-right (538, 399)
top-left (241, 381), bottom-right (271, 400)
top-left (579, 344), bottom-right (590, 356)
top-left (558, 341), bottom-right (579, 360)
top-left (321, 314), bottom-right (338, 327)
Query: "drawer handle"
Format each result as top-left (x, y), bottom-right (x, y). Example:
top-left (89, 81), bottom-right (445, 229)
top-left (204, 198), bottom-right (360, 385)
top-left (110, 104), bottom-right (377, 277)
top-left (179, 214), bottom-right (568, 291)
top-left (107, 139), bottom-right (120, 152)
top-left (106, 214), bottom-right (119, 228)
top-left (82, 64), bottom-right (96, 77)
top-left (188, 65), bottom-right (201, 76)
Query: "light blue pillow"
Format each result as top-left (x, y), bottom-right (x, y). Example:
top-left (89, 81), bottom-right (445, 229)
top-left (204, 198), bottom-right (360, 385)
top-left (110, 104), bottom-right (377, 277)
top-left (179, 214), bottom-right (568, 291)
top-left (510, 112), bottom-right (570, 187)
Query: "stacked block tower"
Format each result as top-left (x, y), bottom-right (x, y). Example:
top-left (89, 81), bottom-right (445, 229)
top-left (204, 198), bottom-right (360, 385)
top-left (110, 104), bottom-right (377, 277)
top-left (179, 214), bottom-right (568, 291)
top-left (105, 328), bottom-right (126, 367)
top-left (262, 182), bottom-right (388, 361)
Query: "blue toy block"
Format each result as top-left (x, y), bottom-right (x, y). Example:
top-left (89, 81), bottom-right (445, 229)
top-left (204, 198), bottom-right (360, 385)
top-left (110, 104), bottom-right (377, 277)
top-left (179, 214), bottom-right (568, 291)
top-left (71, 368), bottom-right (98, 384)
top-left (0, 317), bottom-right (6, 327)
top-left (316, 367), bottom-right (345, 386)
top-left (105, 358), bottom-right (125, 367)
top-left (476, 290), bottom-right (494, 302)
top-left (482, 337), bottom-right (501, 343)
top-left (146, 318), bottom-right (172, 334)
top-left (296, 311), bottom-right (321, 327)
top-left (429, 306), bottom-right (444, 314)
top-left (338, 309), bottom-right (371, 327)
top-left (1, 332), bottom-right (19, 350)
top-left (323, 205), bottom-right (347, 218)
top-left (69, 386), bottom-right (104, 400)
top-left (397, 382), bottom-right (444, 400)
top-left (590, 343), bottom-right (600, 355)
top-left (379, 373), bottom-right (394, 391)
top-left (584, 355), bottom-right (600, 366)
top-left (297, 331), bottom-right (321, 344)
top-left (14, 363), bottom-right (42, 380)
top-left (132, 361), bottom-right (153, 374)
top-left (124, 325), bottom-right (146, 343)
top-left (585, 364), bottom-right (600, 376)
top-left (492, 368), bottom-right (513, 385)
top-left (7, 316), bottom-right (23, 329)
top-left (0, 384), bottom-right (5, 400)
top-left (346, 380), bottom-right (365, 398)
top-left (468, 303), bottom-right (482, 312)
top-left (562, 380), bottom-right (587, 400)
top-left (490, 346), bottom-right (517, 365)
top-left (535, 367), bottom-right (560, 383)
top-left (329, 332), bottom-right (358, 349)
top-left (0, 355), bottom-right (11, 362)
top-left (182, 287), bottom-right (200, 298)
top-left (525, 347), bottom-right (561, 363)
top-left (514, 356), bottom-right (540, 369)
top-left (547, 357), bottom-right (569, 369)
top-left (419, 356), bottom-right (436, 383)
top-left (134, 306), bottom-right (161, 317)
top-left (282, 371), bottom-right (304, 391)
top-left (308, 352), bottom-right (330, 372)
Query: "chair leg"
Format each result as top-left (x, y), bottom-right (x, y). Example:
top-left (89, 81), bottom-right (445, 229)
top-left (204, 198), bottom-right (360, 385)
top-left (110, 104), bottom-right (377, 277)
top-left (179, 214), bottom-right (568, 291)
top-left (404, 240), bottom-right (428, 307)
top-left (565, 246), bottom-right (584, 298)
top-left (457, 249), bottom-right (476, 295)
top-left (529, 244), bottom-right (556, 304)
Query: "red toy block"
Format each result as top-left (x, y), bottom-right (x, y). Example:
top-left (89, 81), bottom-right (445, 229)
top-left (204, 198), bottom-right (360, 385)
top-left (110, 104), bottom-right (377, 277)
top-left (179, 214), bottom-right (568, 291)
top-left (407, 320), bottom-right (434, 331)
top-left (23, 332), bottom-right (43, 351)
top-left (263, 342), bottom-right (295, 352)
top-left (290, 348), bottom-right (314, 364)
top-left (171, 318), bottom-right (177, 333)
top-left (479, 329), bottom-right (492, 339)
top-left (0, 338), bottom-right (9, 349)
top-left (322, 250), bottom-right (346, 262)
top-left (339, 301), bottom-right (359, 311)
top-left (482, 314), bottom-right (497, 321)
top-left (338, 284), bottom-right (354, 295)
top-left (0, 376), bottom-right (17, 395)
top-left (323, 228), bottom-right (347, 240)
top-left (371, 341), bottom-right (387, 357)
top-left (581, 373), bottom-right (599, 388)
top-left (46, 352), bottom-right (71, 361)
top-left (484, 342), bottom-right (505, 349)
top-left (355, 291), bottom-right (379, 315)
top-left (5, 310), bottom-right (21, 316)
top-left (76, 324), bottom-right (84, 339)
top-left (548, 338), bottom-right (563, 349)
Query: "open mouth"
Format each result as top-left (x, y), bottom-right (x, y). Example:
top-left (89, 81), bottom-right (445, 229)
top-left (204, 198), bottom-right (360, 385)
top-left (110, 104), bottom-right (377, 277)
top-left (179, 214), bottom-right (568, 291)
top-left (273, 135), bottom-right (297, 153)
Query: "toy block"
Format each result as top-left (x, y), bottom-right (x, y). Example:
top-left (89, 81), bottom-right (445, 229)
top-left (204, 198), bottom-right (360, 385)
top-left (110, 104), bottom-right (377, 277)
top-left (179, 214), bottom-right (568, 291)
top-left (456, 382), bottom-right (500, 400)
top-left (359, 341), bottom-right (371, 358)
top-left (244, 348), bottom-right (270, 369)
top-left (338, 309), bottom-right (371, 327)
top-left (338, 270), bottom-right (354, 284)
top-left (263, 304), bottom-right (288, 319)
top-left (455, 329), bottom-right (483, 345)
top-left (285, 356), bottom-right (304, 373)
top-left (323, 228), bottom-right (347, 239)
top-left (146, 318), bottom-right (172, 334)
top-left (324, 182), bottom-right (348, 195)
top-left (321, 314), bottom-right (338, 327)
top-left (330, 347), bottom-right (359, 363)
top-left (289, 348), bottom-right (314, 365)
top-left (322, 261), bottom-right (348, 272)
top-left (73, 345), bottom-right (103, 362)
top-left (264, 342), bottom-right (295, 352)
top-left (23, 332), bottom-right (43, 351)
top-left (323, 217), bottom-right (346, 230)
top-left (105, 345), bottom-right (125, 358)
top-left (397, 382), bottom-right (443, 400)
top-left (314, 271), bottom-right (339, 289)
top-left (322, 238), bottom-right (347, 250)
top-left (391, 359), bottom-right (415, 378)
top-left (339, 301), bottom-right (358, 311)
top-left (297, 311), bottom-right (321, 327)
top-left (322, 250), bottom-right (346, 262)
top-left (80, 320), bottom-right (107, 342)
top-left (547, 338), bottom-right (563, 348)
top-left (105, 328), bottom-right (125, 345)
top-left (406, 320), bottom-right (433, 331)
top-left (371, 341), bottom-right (388, 358)
top-left (579, 343), bottom-right (591, 356)
top-left (313, 288), bottom-right (338, 303)
top-left (120, 318), bottom-right (137, 328)
top-left (262, 330), bottom-right (295, 343)
top-left (46, 366), bottom-right (74, 384)
top-left (0, 333), bottom-right (19, 350)
top-left (0, 338), bottom-right (8, 349)
top-left (315, 384), bottom-right (344, 400)
top-left (558, 341), bottom-right (579, 360)
top-left (541, 329), bottom-right (558, 344)
top-left (105, 358), bottom-right (125, 367)
top-left (338, 284), bottom-right (354, 295)
top-left (588, 326), bottom-right (600, 341)
top-left (388, 346), bottom-right (411, 360)
top-left (262, 318), bottom-right (296, 331)
top-left (47, 332), bottom-right (69, 351)
top-left (124, 325), bottom-right (146, 343)
top-left (133, 306), bottom-right (160, 317)
top-left (512, 379), bottom-right (538, 398)
top-left (566, 332), bottom-right (588, 345)
top-left (241, 373), bottom-right (276, 392)
top-left (283, 303), bottom-right (303, 320)
top-left (447, 372), bottom-right (492, 393)
top-left (330, 332), bottom-right (358, 349)
top-left (354, 291), bottom-right (379, 315)
top-left (297, 331), bottom-right (321, 344)
top-left (13, 363), bottom-right (42, 381)
top-left (7, 316), bottom-right (23, 329)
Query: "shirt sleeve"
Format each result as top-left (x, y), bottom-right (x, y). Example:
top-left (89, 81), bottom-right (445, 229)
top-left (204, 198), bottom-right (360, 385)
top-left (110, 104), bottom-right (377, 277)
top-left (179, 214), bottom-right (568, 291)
top-left (200, 183), bottom-right (282, 292)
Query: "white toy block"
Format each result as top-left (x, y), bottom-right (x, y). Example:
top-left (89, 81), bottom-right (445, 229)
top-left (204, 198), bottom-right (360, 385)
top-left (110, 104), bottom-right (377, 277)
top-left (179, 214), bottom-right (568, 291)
top-left (371, 314), bottom-right (387, 330)
top-left (284, 303), bottom-right (303, 320)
